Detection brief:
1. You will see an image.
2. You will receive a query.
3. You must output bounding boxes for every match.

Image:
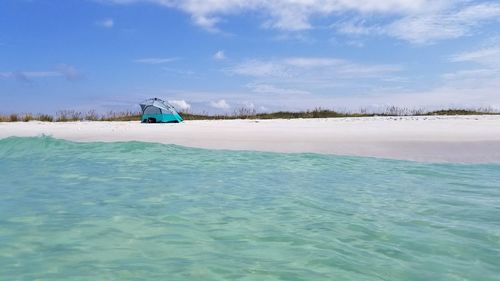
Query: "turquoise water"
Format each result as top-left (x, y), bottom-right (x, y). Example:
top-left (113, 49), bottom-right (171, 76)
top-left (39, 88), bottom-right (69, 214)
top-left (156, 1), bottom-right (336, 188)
top-left (0, 137), bottom-right (499, 281)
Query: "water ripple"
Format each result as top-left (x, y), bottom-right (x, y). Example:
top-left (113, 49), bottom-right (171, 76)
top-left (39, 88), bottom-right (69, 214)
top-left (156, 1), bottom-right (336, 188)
top-left (1, 137), bottom-right (499, 280)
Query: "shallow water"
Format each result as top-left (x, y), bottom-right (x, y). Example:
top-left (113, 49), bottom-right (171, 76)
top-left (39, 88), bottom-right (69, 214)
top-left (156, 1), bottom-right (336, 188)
top-left (0, 137), bottom-right (499, 281)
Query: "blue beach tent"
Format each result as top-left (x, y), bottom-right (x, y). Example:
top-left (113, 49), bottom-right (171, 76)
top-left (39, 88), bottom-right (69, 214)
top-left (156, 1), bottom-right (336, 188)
top-left (140, 98), bottom-right (183, 123)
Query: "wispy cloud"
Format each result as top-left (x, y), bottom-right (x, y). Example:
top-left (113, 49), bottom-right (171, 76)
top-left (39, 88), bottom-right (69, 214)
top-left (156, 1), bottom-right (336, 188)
top-left (229, 60), bottom-right (291, 78)
top-left (56, 64), bottom-right (82, 81)
top-left (0, 64), bottom-right (81, 82)
top-left (99, 0), bottom-right (500, 44)
top-left (246, 83), bottom-right (310, 95)
top-left (449, 47), bottom-right (500, 66)
top-left (442, 69), bottom-right (498, 81)
top-left (96, 18), bottom-right (114, 28)
top-left (385, 3), bottom-right (500, 44)
top-left (229, 57), bottom-right (401, 80)
top-left (210, 99), bottom-right (230, 109)
top-left (134, 57), bottom-right (180, 64)
top-left (284, 57), bottom-right (344, 68)
top-left (440, 43), bottom-right (500, 98)
top-left (162, 67), bottom-right (195, 76)
top-left (168, 99), bottom-right (191, 111)
top-left (213, 50), bottom-right (226, 60)
top-left (226, 56), bottom-right (403, 107)
top-left (98, 0), bottom-right (436, 31)
top-left (336, 2), bottom-right (500, 44)
top-left (0, 71), bottom-right (59, 82)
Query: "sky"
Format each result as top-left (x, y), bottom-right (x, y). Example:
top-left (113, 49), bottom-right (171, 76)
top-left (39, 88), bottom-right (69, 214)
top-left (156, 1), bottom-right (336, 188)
top-left (1, 0), bottom-right (500, 114)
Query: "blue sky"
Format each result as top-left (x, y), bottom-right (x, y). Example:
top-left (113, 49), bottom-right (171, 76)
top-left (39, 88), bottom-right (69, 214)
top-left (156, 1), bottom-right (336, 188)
top-left (1, 0), bottom-right (500, 114)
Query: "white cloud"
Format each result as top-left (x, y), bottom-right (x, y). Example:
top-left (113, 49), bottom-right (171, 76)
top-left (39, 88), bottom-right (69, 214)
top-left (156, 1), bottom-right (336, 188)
top-left (141, 85), bottom-right (500, 113)
top-left (336, 2), bottom-right (500, 44)
top-left (345, 40), bottom-right (365, 48)
top-left (99, 0), bottom-right (438, 31)
top-left (162, 67), bottom-right (195, 76)
top-left (226, 57), bottom-right (402, 107)
top-left (373, 84), bottom-right (500, 109)
top-left (229, 60), bottom-right (291, 78)
top-left (168, 99), bottom-right (191, 111)
top-left (193, 15), bottom-right (221, 32)
top-left (100, 0), bottom-right (500, 43)
top-left (449, 47), bottom-right (500, 66)
top-left (442, 68), bottom-right (498, 81)
top-left (445, 44), bottom-right (500, 82)
top-left (213, 50), bottom-right (226, 60)
top-left (96, 18), bottom-right (114, 28)
top-left (210, 99), bottom-right (230, 109)
top-left (381, 44), bottom-right (500, 109)
top-left (229, 57), bottom-right (401, 80)
top-left (56, 64), bottom-right (82, 81)
top-left (386, 3), bottom-right (500, 44)
top-left (284, 57), bottom-right (344, 68)
top-left (134, 57), bottom-right (179, 64)
top-left (438, 44), bottom-right (500, 103)
top-left (246, 83), bottom-right (310, 95)
top-left (334, 19), bottom-right (380, 36)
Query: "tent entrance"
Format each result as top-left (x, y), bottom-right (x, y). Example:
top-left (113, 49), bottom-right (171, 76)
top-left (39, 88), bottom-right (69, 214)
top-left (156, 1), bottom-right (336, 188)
top-left (139, 98), bottom-right (184, 123)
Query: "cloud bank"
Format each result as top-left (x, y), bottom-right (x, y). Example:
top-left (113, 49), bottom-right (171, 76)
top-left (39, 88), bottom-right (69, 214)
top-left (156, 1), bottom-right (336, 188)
top-left (99, 0), bottom-right (500, 43)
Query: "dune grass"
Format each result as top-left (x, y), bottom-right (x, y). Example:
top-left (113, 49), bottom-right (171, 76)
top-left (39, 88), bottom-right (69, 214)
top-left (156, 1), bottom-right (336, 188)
top-left (181, 107), bottom-right (499, 120)
top-left (0, 107), bottom-right (498, 122)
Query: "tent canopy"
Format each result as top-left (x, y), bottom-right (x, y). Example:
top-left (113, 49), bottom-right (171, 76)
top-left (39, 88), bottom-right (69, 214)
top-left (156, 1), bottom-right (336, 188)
top-left (140, 98), bottom-right (183, 123)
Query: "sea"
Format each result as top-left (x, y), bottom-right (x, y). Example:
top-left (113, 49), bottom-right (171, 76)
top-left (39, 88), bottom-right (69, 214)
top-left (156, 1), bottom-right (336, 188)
top-left (0, 136), bottom-right (499, 280)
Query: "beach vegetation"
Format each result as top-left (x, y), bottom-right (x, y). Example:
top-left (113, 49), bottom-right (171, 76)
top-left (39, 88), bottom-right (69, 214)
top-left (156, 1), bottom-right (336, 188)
top-left (85, 110), bottom-right (100, 121)
top-left (9, 114), bottom-right (19, 122)
top-left (0, 113), bottom-right (55, 122)
top-left (99, 111), bottom-right (140, 121)
top-left (22, 114), bottom-right (34, 122)
top-left (425, 108), bottom-right (496, 116)
top-left (38, 114), bottom-right (54, 122)
top-left (1, 106), bottom-right (498, 122)
top-left (56, 110), bottom-right (82, 122)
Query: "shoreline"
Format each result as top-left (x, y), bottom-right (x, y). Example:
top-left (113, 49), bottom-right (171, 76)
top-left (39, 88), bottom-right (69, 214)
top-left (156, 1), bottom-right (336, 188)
top-left (1, 115), bottom-right (500, 163)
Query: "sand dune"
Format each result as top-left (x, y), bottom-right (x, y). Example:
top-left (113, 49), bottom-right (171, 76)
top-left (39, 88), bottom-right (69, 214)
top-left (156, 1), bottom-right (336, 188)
top-left (2, 115), bottom-right (500, 163)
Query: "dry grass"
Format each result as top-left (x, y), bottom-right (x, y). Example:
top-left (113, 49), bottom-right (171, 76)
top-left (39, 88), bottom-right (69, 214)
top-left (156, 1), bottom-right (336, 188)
top-left (1, 106), bottom-right (498, 122)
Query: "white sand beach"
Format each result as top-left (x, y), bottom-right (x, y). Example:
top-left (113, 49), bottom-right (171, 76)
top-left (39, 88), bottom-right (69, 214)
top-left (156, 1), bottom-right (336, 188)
top-left (1, 115), bottom-right (500, 163)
